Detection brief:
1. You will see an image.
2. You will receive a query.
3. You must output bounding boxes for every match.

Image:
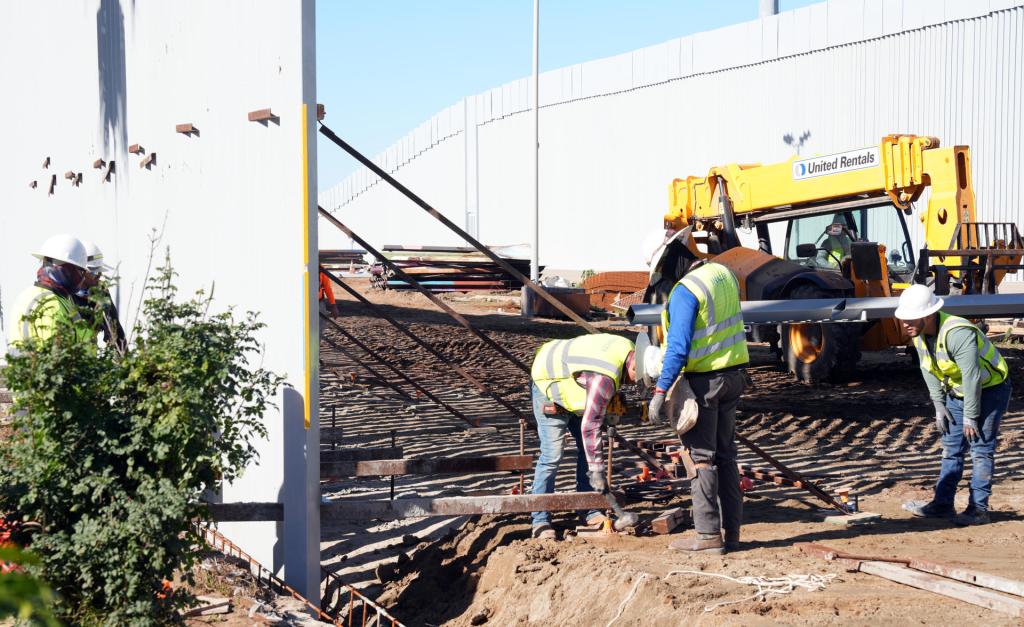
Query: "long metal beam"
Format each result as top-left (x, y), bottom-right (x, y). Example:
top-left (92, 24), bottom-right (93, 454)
top-left (317, 207), bottom-right (530, 374)
top-left (321, 492), bottom-right (613, 521)
top-left (628, 292), bottom-right (1024, 326)
top-left (321, 455), bottom-right (534, 479)
top-left (205, 492), bottom-right (615, 522)
top-left (322, 268), bottom-right (528, 425)
top-left (317, 122), bottom-right (599, 334)
top-left (320, 315), bottom-right (479, 428)
top-left (320, 447), bottom-right (404, 463)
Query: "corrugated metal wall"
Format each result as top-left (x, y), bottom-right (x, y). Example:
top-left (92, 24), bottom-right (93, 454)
top-left (319, 0), bottom-right (1024, 275)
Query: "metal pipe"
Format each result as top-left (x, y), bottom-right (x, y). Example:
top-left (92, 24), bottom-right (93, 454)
top-left (317, 123), bottom-right (599, 334)
top-left (531, 0), bottom-right (540, 283)
top-left (320, 315), bottom-right (478, 427)
top-left (317, 207), bottom-right (529, 374)
top-left (759, 0), bottom-right (779, 18)
top-left (322, 268), bottom-right (528, 425)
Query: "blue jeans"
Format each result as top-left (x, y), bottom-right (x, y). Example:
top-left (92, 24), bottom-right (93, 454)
top-left (934, 381), bottom-right (1012, 513)
top-left (529, 383), bottom-right (600, 526)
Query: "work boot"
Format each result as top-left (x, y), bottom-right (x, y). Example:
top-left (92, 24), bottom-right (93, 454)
top-left (902, 500), bottom-right (954, 519)
top-left (531, 523), bottom-right (557, 540)
top-left (953, 508), bottom-right (991, 526)
top-left (669, 533), bottom-right (724, 555)
top-left (723, 529), bottom-right (740, 552)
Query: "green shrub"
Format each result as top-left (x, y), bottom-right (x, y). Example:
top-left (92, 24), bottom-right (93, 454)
top-left (0, 254), bottom-right (283, 625)
top-left (0, 546), bottom-right (59, 626)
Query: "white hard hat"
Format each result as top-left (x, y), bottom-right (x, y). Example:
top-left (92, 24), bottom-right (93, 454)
top-left (32, 234), bottom-right (88, 270)
top-left (634, 332), bottom-right (665, 388)
top-left (80, 239), bottom-right (114, 274)
top-left (894, 284), bottom-right (944, 320)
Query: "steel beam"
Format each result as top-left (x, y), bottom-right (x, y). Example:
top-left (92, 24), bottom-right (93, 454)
top-left (629, 292), bottom-right (1024, 326)
top-left (205, 502), bottom-right (284, 522)
top-left (317, 208), bottom-right (530, 375)
top-left (735, 427), bottom-right (847, 513)
top-left (321, 455), bottom-right (534, 479)
top-left (318, 123), bottom-right (599, 334)
top-left (320, 492), bottom-right (613, 521)
top-left (320, 447), bottom-right (403, 463)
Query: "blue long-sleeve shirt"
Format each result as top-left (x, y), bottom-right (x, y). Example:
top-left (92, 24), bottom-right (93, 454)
top-left (656, 284), bottom-right (699, 392)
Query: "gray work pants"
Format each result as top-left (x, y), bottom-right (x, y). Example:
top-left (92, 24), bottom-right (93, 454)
top-left (679, 369), bottom-right (745, 535)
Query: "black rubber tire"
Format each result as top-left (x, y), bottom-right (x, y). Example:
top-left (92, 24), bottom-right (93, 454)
top-left (780, 285), bottom-right (863, 383)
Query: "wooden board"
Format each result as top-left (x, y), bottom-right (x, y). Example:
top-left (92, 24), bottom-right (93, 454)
top-left (859, 560), bottom-right (1024, 617)
top-left (650, 507), bottom-right (687, 535)
top-left (823, 511), bottom-right (881, 525)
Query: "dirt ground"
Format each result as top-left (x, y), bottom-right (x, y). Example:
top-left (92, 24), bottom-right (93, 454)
top-left (319, 282), bottom-right (1024, 626)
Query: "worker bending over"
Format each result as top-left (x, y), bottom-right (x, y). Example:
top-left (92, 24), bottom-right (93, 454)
top-left (528, 333), bottom-right (637, 540)
top-left (897, 285), bottom-right (1011, 526)
top-left (9, 234), bottom-right (95, 347)
top-left (643, 261), bottom-right (749, 554)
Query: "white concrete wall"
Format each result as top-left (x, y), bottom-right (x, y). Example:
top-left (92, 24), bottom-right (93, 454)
top-left (321, 0), bottom-right (1024, 277)
top-left (0, 0), bottom-right (319, 598)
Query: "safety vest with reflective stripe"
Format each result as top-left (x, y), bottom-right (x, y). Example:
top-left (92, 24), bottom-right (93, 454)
top-left (913, 312), bottom-right (1008, 395)
top-left (10, 285), bottom-right (91, 346)
top-left (660, 262), bottom-right (749, 373)
top-left (531, 334), bottom-right (634, 414)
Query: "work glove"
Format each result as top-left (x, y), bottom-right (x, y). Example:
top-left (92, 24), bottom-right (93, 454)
top-left (647, 389), bottom-right (666, 425)
top-left (932, 400), bottom-right (952, 436)
top-left (963, 417), bottom-right (981, 443)
top-left (587, 469), bottom-right (607, 494)
top-left (673, 378), bottom-right (700, 436)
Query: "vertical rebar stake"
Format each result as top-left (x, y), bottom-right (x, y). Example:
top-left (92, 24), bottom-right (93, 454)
top-left (331, 406), bottom-right (337, 450)
top-left (606, 431), bottom-right (614, 517)
top-left (390, 430), bottom-right (397, 501)
top-left (519, 419), bottom-right (526, 494)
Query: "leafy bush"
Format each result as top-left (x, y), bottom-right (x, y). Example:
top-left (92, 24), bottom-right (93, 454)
top-left (0, 546), bottom-right (59, 626)
top-left (0, 255), bottom-right (283, 625)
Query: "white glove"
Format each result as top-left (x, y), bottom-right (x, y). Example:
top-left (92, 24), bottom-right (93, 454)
top-left (674, 378), bottom-right (700, 436)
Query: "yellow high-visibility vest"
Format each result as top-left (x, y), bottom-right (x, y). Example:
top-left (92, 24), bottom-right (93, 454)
top-left (660, 262), bottom-right (749, 373)
top-left (531, 333), bottom-right (634, 414)
top-left (10, 285), bottom-right (92, 346)
top-left (913, 312), bottom-right (1008, 395)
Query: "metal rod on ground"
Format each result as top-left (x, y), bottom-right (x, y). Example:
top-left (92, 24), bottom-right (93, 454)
top-left (331, 406), bottom-right (337, 451)
top-left (320, 316), bottom-right (479, 427)
top-left (320, 328), bottom-right (414, 402)
top-left (390, 430), bottom-right (396, 501)
top-left (734, 422), bottom-right (847, 513)
top-left (318, 208), bottom-right (531, 375)
top-left (317, 123), bottom-right (599, 334)
top-left (519, 419), bottom-right (526, 495)
top-left (323, 268), bottom-right (528, 425)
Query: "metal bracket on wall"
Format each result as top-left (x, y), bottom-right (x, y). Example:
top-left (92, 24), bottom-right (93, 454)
top-left (47, 174), bottom-right (56, 196)
top-left (248, 108), bottom-right (278, 124)
top-left (41, 156), bottom-right (50, 168)
top-left (128, 144), bottom-right (144, 155)
top-left (29, 180), bottom-right (37, 189)
top-left (175, 123), bottom-right (199, 137)
top-left (140, 153), bottom-right (156, 169)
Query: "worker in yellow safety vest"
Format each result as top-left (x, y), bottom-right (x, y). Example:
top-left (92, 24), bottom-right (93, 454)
top-left (8, 234), bottom-right (94, 350)
top-left (638, 261), bottom-right (749, 554)
top-left (528, 333), bottom-right (637, 540)
top-left (896, 284), bottom-right (1011, 526)
top-left (77, 239), bottom-right (127, 352)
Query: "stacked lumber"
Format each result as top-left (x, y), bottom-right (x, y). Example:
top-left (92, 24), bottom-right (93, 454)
top-left (319, 249), bottom-right (368, 273)
top-left (380, 244), bottom-right (535, 292)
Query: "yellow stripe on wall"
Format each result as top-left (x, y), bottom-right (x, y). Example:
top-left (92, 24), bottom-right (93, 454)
top-left (302, 103), bottom-right (312, 429)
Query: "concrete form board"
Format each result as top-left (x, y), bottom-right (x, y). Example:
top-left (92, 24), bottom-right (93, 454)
top-left (0, 0), bottom-right (319, 598)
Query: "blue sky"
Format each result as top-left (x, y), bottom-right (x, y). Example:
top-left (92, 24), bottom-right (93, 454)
top-left (315, 1), bottom-right (821, 188)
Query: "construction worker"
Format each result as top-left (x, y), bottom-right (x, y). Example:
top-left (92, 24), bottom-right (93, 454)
top-left (9, 234), bottom-right (93, 348)
top-left (897, 284), bottom-right (1011, 526)
top-left (78, 240), bottom-right (127, 352)
top-left (319, 265), bottom-right (340, 328)
top-left (528, 333), bottom-right (637, 540)
top-left (642, 260), bottom-right (749, 554)
top-left (816, 217), bottom-right (854, 268)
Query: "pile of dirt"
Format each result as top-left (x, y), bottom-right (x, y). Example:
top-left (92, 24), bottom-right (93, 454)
top-left (378, 484), bottom-right (1024, 626)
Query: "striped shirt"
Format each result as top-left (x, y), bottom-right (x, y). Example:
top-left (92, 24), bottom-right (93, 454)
top-left (576, 371), bottom-right (615, 471)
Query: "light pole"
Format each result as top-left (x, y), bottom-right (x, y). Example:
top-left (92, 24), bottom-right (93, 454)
top-left (530, 0), bottom-right (540, 283)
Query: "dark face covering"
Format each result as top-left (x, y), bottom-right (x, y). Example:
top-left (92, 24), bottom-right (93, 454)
top-left (37, 263), bottom-right (82, 296)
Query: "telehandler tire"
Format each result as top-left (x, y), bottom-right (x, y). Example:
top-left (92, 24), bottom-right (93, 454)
top-left (780, 285), bottom-right (862, 383)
